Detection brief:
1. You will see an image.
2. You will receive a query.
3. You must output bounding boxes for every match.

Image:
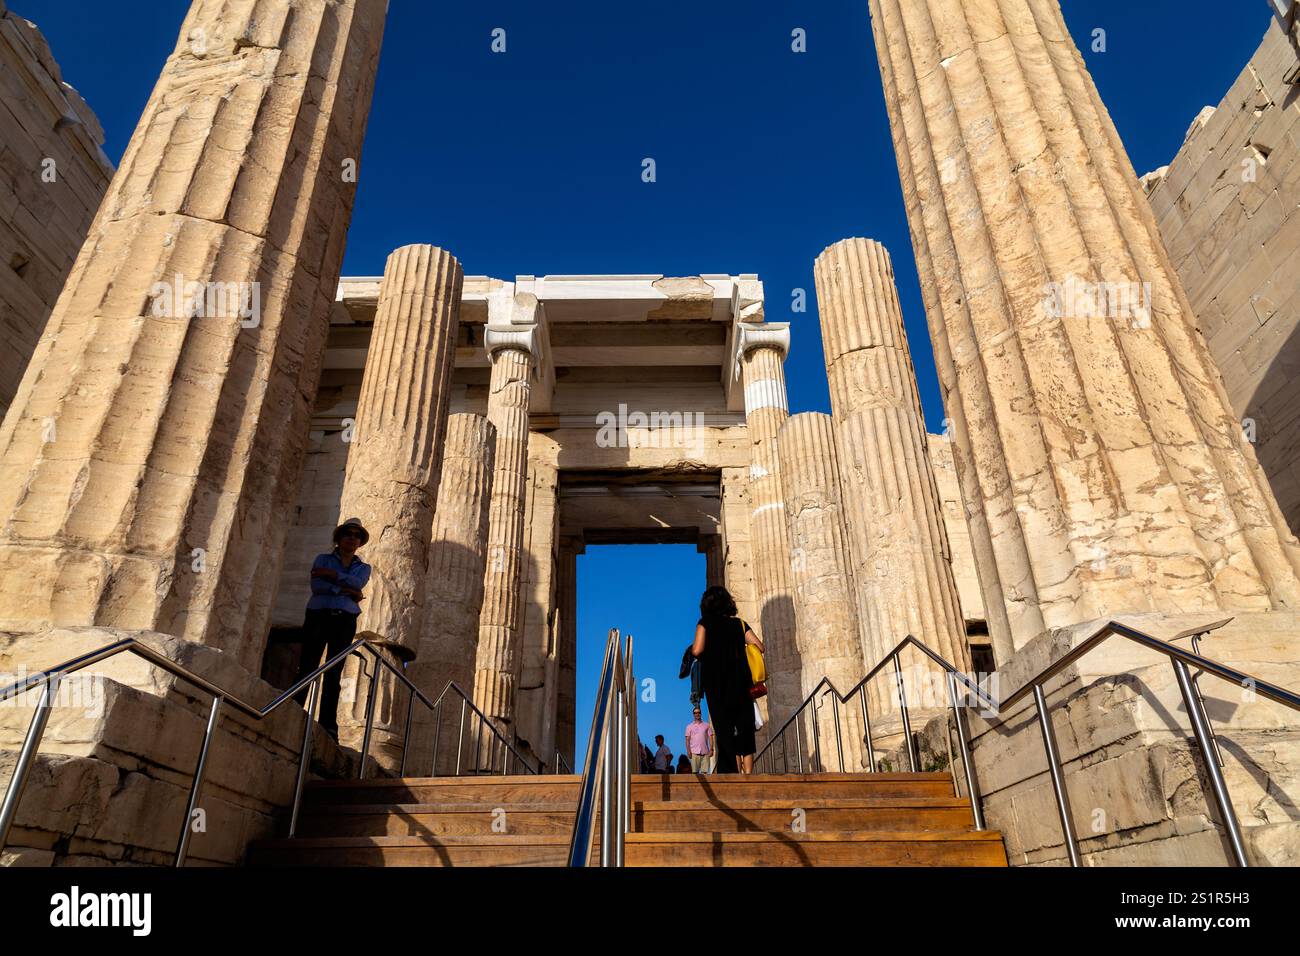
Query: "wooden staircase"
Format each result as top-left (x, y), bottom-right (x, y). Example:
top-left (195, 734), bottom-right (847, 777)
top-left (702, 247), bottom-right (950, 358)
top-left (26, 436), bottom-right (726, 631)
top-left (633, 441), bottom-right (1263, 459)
top-left (246, 772), bottom-right (1008, 866)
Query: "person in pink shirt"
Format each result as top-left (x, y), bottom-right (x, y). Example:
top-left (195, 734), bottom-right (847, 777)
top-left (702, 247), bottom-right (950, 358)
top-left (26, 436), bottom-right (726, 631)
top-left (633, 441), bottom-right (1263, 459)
top-left (684, 707), bottom-right (714, 774)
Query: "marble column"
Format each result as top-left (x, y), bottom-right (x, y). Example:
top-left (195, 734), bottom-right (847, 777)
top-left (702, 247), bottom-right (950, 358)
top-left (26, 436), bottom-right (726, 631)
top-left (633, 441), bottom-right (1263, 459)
top-left (335, 245), bottom-right (461, 767)
top-left (516, 452), bottom-right (560, 765)
top-left (554, 535), bottom-right (583, 771)
top-left (407, 412), bottom-right (496, 776)
top-left (341, 244), bottom-right (463, 647)
top-left (697, 534), bottom-right (725, 588)
top-left (719, 466), bottom-right (760, 627)
top-left (472, 303), bottom-right (538, 747)
top-left (778, 412), bottom-right (871, 770)
top-left (814, 239), bottom-right (972, 704)
top-left (869, 0), bottom-right (1300, 652)
top-left (739, 322), bottom-right (800, 729)
top-left (0, 0), bottom-right (387, 674)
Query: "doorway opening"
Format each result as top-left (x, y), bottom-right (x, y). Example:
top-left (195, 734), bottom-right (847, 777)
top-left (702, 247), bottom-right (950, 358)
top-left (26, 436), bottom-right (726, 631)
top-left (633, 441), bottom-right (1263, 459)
top-left (573, 543), bottom-right (707, 773)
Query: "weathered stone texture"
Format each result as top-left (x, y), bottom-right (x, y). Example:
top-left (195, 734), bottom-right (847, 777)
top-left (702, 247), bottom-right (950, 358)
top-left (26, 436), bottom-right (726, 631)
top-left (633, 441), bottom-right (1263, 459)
top-left (1143, 16), bottom-right (1300, 539)
top-left (334, 245), bottom-right (462, 770)
top-left (928, 433), bottom-right (986, 630)
top-left (778, 412), bottom-right (869, 769)
top-left (739, 323), bottom-right (800, 729)
top-left (553, 537), bottom-right (582, 769)
top-left (406, 413), bottom-right (495, 774)
top-left (338, 244), bottom-right (463, 650)
top-left (814, 238), bottom-right (972, 692)
top-left (942, 611), bottom-right (1300, 865)
top-left (515, 442), bottom-right (560, 765)
top-left (0, 0), bottom-right (388, 674)
top-left (0, 627), bottom-right (353, 865)
top-left (869, 0), bottom-right (1300, 654)
top-left (0, 6), bottom-right (114, 420)
top-left (473, 323), bottom-right (536, 737)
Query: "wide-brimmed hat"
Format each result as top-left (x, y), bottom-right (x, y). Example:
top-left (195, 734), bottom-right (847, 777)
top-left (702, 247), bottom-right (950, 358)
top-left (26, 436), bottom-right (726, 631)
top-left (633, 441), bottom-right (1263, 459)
top-left (333, 517), bottom-right (370, 545)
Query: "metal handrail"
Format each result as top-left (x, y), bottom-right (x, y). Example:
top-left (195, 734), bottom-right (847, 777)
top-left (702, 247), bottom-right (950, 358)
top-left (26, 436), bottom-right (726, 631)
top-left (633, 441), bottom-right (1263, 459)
top-left (0, 632), bottom-right (539, 866)
top-left (566, 627), bottom-right (635, 867)
top-left (757, 617), bottom-right (1300, 867)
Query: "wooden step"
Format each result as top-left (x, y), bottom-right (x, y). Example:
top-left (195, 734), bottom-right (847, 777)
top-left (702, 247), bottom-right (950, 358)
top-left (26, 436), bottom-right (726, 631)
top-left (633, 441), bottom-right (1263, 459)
top-left (295, 803), bottom-right (578, 838)
top-left (625, 830), bottom-right (1009, 867)
top-left (247, 834), bottom-right (573, 867)
top-left (246, 829), bottom-right (1007, 867)
top-left (303, 774), bottom-right (581, 807)
top-left (293, 795), bottom-right (976, 838)
top-left (629, 772), bottom-right (956, 801)
top-left (301, 772), bottom-right (953, 808)
top-left (631, 797), bottom-right (975, 833)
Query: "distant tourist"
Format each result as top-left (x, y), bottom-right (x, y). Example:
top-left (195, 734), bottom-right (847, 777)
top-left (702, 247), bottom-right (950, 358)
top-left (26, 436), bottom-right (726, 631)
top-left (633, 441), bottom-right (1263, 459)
top-left (640, 742), bottom-right (654, 773)
top-left (652, 734), bottom-right (673, 772)
top-left (692, 586), bottom-right (764, 774)
top-left (684, 706), bottom-right (714, 773)
top-left (675, 753), bottom-right (692, 774)
top-left (293, 517), bottom-right (371, 738)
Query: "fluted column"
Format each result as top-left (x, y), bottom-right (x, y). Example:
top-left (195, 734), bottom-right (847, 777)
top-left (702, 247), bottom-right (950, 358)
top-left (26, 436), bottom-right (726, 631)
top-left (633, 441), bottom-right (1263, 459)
top-left (739, 322), bottom-right (800, 729)
top-left (334, 245), bottom-right (461, 767)
top-left (342, 244), bottom-right (463, 646)
top-left (472, 310), bottom-right (538, 744)
top-left (554, 535), bottom-right (583, 770)
top-left (814, 239), bottom-right (972, 710)
top-left (407, 412), bottom-right (496, 775)
top-left (0, 0), bottom-right (386, 674)
top-left (778, 412), bottom-right (871, 770)
top-left (869, 0), bottom-right (1300, 651)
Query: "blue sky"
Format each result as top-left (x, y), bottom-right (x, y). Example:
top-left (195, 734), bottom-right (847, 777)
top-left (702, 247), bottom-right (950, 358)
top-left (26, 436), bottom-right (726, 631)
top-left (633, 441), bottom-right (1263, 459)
top-left (18, 0), bottom-right (1278, 767)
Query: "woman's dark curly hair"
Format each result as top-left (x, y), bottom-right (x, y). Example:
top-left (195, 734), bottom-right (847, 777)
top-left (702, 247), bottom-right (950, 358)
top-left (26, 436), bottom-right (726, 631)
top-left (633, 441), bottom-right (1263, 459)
top-left (699, 585), bottom-right (737, 619)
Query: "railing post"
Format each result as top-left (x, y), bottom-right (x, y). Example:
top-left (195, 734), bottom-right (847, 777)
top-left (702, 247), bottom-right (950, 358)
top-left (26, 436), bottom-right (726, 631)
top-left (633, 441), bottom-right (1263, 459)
top-left (600, 706), bottom-right (614, 867)
top-left (175, 694), bottom-right (223, 866)
top-left (859, 690), bottom-right (875, 773)
top-left (1033, 683), bottom-right (1081, 867)
top-left (358, 656), bottom-right (379, 780)
top-left (455, 698), bottom-right (467, 776)
top-left (794, 711), bottom-right (805, 774)
top-left (810, 696), bottom-right (822, 772)
top-left (288, 676), bottom-right (320, 838)
top-left (893, 654), bottom-right (918, 772)
top-left (1172, 657), bottom-right (1249, 867)
top-left (0, 674), bottom-right (60, 853)
top-left (831, 693), bottom-right (845, 773)
top-left (1189, 633), bottom-right (1226, 769)
top-left (471, 714), bottom-right (483, 776)
top-left (616, 688), bottom-right (627, 867)
top-left (399, 688), bottom-right (416, 777)
top-left (947, 672), bottom-right (985, 830)
top-left (431, 698), bottom-right (444, 777)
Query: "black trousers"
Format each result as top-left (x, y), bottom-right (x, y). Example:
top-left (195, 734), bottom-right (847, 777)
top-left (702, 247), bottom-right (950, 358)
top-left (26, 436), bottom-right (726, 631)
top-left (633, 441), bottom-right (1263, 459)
top-left (706, 690), bottom-right (756, 773)
top-left (293, 608), bottom-right (359, 732)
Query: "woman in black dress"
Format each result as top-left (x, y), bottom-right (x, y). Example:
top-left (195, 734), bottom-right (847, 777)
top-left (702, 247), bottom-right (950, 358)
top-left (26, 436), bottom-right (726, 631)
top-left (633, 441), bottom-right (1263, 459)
top-left (691, 586), bottom-right (765, 774)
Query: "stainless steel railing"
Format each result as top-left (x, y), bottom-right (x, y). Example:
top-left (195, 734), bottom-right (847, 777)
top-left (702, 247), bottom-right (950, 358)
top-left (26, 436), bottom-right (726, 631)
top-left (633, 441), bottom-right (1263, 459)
top-left (566, 627), bottom-right (635, 867)
top-left (0, 633), bottom-right (569, 866)
top-left (756, 617), bottom-right (1300, 867)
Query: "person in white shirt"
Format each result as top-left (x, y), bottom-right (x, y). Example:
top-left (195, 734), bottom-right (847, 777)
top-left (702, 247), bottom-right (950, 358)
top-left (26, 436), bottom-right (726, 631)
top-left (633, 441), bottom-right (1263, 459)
top-left (652, 734), bottom-right (673, 772)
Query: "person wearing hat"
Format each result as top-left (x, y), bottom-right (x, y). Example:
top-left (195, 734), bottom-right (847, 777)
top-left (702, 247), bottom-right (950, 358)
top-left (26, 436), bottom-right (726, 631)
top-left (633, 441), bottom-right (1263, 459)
top-left (293, 517), bottom-right (372, 738)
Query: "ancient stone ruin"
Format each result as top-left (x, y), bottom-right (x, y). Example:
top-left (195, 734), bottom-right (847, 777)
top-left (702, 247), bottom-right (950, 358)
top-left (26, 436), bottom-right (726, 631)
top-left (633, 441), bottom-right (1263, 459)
top-left (1, 0), bottom-right (1299, 868)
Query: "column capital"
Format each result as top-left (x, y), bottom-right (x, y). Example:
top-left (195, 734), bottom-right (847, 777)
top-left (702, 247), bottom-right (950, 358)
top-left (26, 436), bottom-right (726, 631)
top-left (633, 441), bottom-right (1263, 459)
top-left (737, 321), bottom-right (791, 360)
top-left (484, 323), bottom-right (539, 360)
